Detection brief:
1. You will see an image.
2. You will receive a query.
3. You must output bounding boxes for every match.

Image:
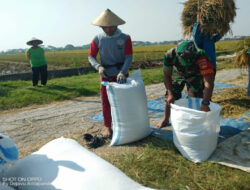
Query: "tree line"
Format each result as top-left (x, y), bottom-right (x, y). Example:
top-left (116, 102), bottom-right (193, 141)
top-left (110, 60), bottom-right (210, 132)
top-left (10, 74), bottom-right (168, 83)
top-left (0, 36), bottom-right (247, 55)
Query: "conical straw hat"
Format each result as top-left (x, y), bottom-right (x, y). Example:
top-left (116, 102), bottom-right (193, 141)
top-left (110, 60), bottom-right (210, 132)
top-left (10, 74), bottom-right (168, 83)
top-left (91, 9), bottom-right (125, 27)
top-left (26, 37), bottom-right (43, 45)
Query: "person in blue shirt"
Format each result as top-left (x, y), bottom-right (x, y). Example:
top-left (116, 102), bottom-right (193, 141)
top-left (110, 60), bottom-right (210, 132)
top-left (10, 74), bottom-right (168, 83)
top-left (247, 48), bottom-right (250, 96)
top-left (192, 12), bottom-right (221, 71)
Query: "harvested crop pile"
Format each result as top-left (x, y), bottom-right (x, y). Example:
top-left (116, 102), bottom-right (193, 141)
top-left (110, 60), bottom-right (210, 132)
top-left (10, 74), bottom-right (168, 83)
top-left (212, 87), bottom-right (249, 118)
top-left (182, 0), bottom-right (236, 37)
top-left (234, 37), bottom-right (250, 68)
top-left (244, 37), bottom-right (250, 47)
top-left (234, 48), bottom-right (250, 68)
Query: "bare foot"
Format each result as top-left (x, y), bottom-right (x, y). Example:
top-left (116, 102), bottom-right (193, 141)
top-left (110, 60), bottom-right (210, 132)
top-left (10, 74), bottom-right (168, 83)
top-left (102, 127), bottom-right (113, 138)
top-left (155, 120), bottom-right (170, 129)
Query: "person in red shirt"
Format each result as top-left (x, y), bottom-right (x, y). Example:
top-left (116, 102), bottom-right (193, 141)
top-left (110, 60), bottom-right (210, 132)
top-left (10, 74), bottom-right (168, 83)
top-left (88, 9), bottom-right (133, 137)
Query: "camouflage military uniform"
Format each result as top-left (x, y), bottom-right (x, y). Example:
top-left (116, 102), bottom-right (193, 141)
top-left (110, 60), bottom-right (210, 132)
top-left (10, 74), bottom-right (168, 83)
top-left (163, 41), bottom-right (214, 100)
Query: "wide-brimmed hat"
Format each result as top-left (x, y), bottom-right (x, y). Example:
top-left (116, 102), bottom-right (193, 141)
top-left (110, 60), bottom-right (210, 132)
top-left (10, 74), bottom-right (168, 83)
top-left (26, 37), bottom-right (43, 45)
top-left (91, 9), bottom-right (125, 27)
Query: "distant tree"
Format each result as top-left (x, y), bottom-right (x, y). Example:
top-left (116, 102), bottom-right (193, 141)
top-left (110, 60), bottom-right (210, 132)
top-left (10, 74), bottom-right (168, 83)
top-left (64, 44), bottom-right (75, 50)
top-left (47, 45), bottom-right (57, 50)
top-left (5, 49), bottom-right (25, 54)
top-left (82, 44), bottom-right (90, 49)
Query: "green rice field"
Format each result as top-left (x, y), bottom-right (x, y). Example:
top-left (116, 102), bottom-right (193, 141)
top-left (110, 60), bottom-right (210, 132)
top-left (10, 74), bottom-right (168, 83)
top-left (0, 40), bottom-right (243, 70)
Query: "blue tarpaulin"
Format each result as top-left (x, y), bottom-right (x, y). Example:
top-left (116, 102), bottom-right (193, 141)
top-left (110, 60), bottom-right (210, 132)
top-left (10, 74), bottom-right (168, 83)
top-left (89, 82), bottom-right (249, 143)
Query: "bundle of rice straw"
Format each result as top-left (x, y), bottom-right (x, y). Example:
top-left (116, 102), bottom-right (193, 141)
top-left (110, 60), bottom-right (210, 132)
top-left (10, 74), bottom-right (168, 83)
top-left (182, 0), bottom-right (236, 37)
top-left (244, 37), bottom-right (250, 47)
top-left (234, 38), bottom-right (250, 68)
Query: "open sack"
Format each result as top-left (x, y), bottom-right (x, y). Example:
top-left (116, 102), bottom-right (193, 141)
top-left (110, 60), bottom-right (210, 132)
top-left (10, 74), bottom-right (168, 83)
top-left (104, 69), bottom-right (151, 146)
top-left (171, 98), bottom-right (222, 163)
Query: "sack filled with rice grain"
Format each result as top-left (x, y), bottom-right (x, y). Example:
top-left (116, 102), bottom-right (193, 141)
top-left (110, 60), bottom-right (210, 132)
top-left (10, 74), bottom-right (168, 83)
top-left (182, 0), bottom-right (236, 37)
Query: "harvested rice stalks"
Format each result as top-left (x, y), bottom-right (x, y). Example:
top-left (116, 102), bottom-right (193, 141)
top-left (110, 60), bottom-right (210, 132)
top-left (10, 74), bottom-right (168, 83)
top-left (234, 48), bottom-right (250, 68)
top-left (212, 87), bottom-right (249, 118)
top-left (182, 0), bottom-right (236, 37)
top-left (234, 38), bottom-right (250, 68)
top-left (244, 37), bottom-right (250, 47)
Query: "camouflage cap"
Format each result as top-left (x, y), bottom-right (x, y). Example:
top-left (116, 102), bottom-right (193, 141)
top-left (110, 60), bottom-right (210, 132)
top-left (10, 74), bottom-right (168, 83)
top-left (176, 41), bottom-right (197, 54)
top-left (176, 41), bottom-right (197, 66)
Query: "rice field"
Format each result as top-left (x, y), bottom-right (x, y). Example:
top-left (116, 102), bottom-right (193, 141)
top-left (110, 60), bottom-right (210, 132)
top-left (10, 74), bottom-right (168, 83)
top-left (0, 40), bottom-right (242, 71)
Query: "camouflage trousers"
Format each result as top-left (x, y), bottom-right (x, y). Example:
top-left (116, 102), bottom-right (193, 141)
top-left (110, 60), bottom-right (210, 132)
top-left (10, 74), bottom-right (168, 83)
top-left (167, 75), bottom-right (204, 100)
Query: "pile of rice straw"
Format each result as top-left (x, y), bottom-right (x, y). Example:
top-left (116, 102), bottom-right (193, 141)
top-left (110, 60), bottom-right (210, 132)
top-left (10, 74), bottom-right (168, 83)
top-left (182, 0), bottom-right (236, 37)
top-left (244, 37), bottom-right (250, 47)
top-left (212, 87), bottom-right (249, 118)
top-left (234, 38), bottom-right (250, 68)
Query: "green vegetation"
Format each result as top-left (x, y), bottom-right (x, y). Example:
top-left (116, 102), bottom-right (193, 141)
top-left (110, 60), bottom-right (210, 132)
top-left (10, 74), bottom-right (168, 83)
top-left (105, 137), bottom-right (250, 190)
top-left (133, 44), bottom-right (174, 61)
top-left (0, 71), bottom-right (98, 110)
top-left (0, 45), bottom-right (174, 69)
top-left (216, 40), bottom-right (243, 55)
top-left (0, 40), bottom-right (244, 110)
top-left (101, 85), bottom-right (250, 190)
top-left (0, 40), bottom-right (241, 70)
top-left (0, 68), bottom-right (163, 110)
top-left (0, 50), bottom-right (90, 69)
top-left (216, 57), bottom-right (235, 70)
top-left (0, 63), bottom-right (249, 189)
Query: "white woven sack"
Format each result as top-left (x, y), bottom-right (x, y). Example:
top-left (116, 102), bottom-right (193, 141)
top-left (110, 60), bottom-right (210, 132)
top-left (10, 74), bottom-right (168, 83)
top-left (0, 134), bottom-right (18, 190)
top-left (0, 134), bottom-right (18, 164)
top-left (171, 98), bottom-right (221, 163)
top-left (4, 137), bottom-right (154, 190)
top-left (105, 69), bottom-right (151, 146)
top-left (0, 182), bottom-right (15, 190)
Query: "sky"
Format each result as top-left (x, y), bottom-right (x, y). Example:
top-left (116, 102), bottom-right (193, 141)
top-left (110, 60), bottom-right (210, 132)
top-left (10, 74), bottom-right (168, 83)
top-left (0, 0), bottom-right (249, 52)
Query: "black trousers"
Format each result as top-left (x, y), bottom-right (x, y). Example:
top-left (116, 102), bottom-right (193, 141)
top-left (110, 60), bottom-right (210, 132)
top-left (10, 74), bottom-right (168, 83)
top-left (32, 65), bottom-right (47, 86)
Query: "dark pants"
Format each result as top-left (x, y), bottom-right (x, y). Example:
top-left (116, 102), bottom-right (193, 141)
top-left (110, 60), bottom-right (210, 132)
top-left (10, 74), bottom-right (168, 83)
top-left (170, 76), bottom-right (204, 100)
top-left (32, 65), bottom-right (47, 86)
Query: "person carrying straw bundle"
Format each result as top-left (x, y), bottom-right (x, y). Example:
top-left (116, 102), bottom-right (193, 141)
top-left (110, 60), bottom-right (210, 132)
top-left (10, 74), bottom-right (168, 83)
top-left (182, 0), bottom-right (236, 71)
top-left (234, 37), bottom-right (250, 96)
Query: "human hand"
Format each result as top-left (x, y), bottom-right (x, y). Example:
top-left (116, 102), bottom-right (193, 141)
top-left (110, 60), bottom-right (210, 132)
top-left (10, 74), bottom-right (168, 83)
top-left (117, 72), bottom-right (126, 84)
top-left (98, 66), bottom-right (106, 77)
top-left (200, 104), bottom-right (210, 112)
top-left (165, 94), bottom-right (175, 107)
top-left (197, 12), bottom-right (201, 23)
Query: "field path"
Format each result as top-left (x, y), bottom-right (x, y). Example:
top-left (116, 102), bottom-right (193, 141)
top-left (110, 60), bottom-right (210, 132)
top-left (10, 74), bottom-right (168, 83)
top-left (0, 68), bottom-right (247, 157)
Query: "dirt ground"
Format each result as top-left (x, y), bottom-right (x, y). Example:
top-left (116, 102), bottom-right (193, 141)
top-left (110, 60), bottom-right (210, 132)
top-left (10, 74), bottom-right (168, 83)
top-left (0, 68), bottom-right (248, 159)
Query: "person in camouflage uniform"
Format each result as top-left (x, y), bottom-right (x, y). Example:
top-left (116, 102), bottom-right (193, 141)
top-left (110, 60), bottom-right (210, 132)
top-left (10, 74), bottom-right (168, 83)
top-left (156, 41), bottom-right (215, 129)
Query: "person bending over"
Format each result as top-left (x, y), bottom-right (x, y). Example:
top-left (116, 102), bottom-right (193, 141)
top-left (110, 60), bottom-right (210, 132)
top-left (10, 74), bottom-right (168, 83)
top-left (156, 41), bottom-right (215, 129)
